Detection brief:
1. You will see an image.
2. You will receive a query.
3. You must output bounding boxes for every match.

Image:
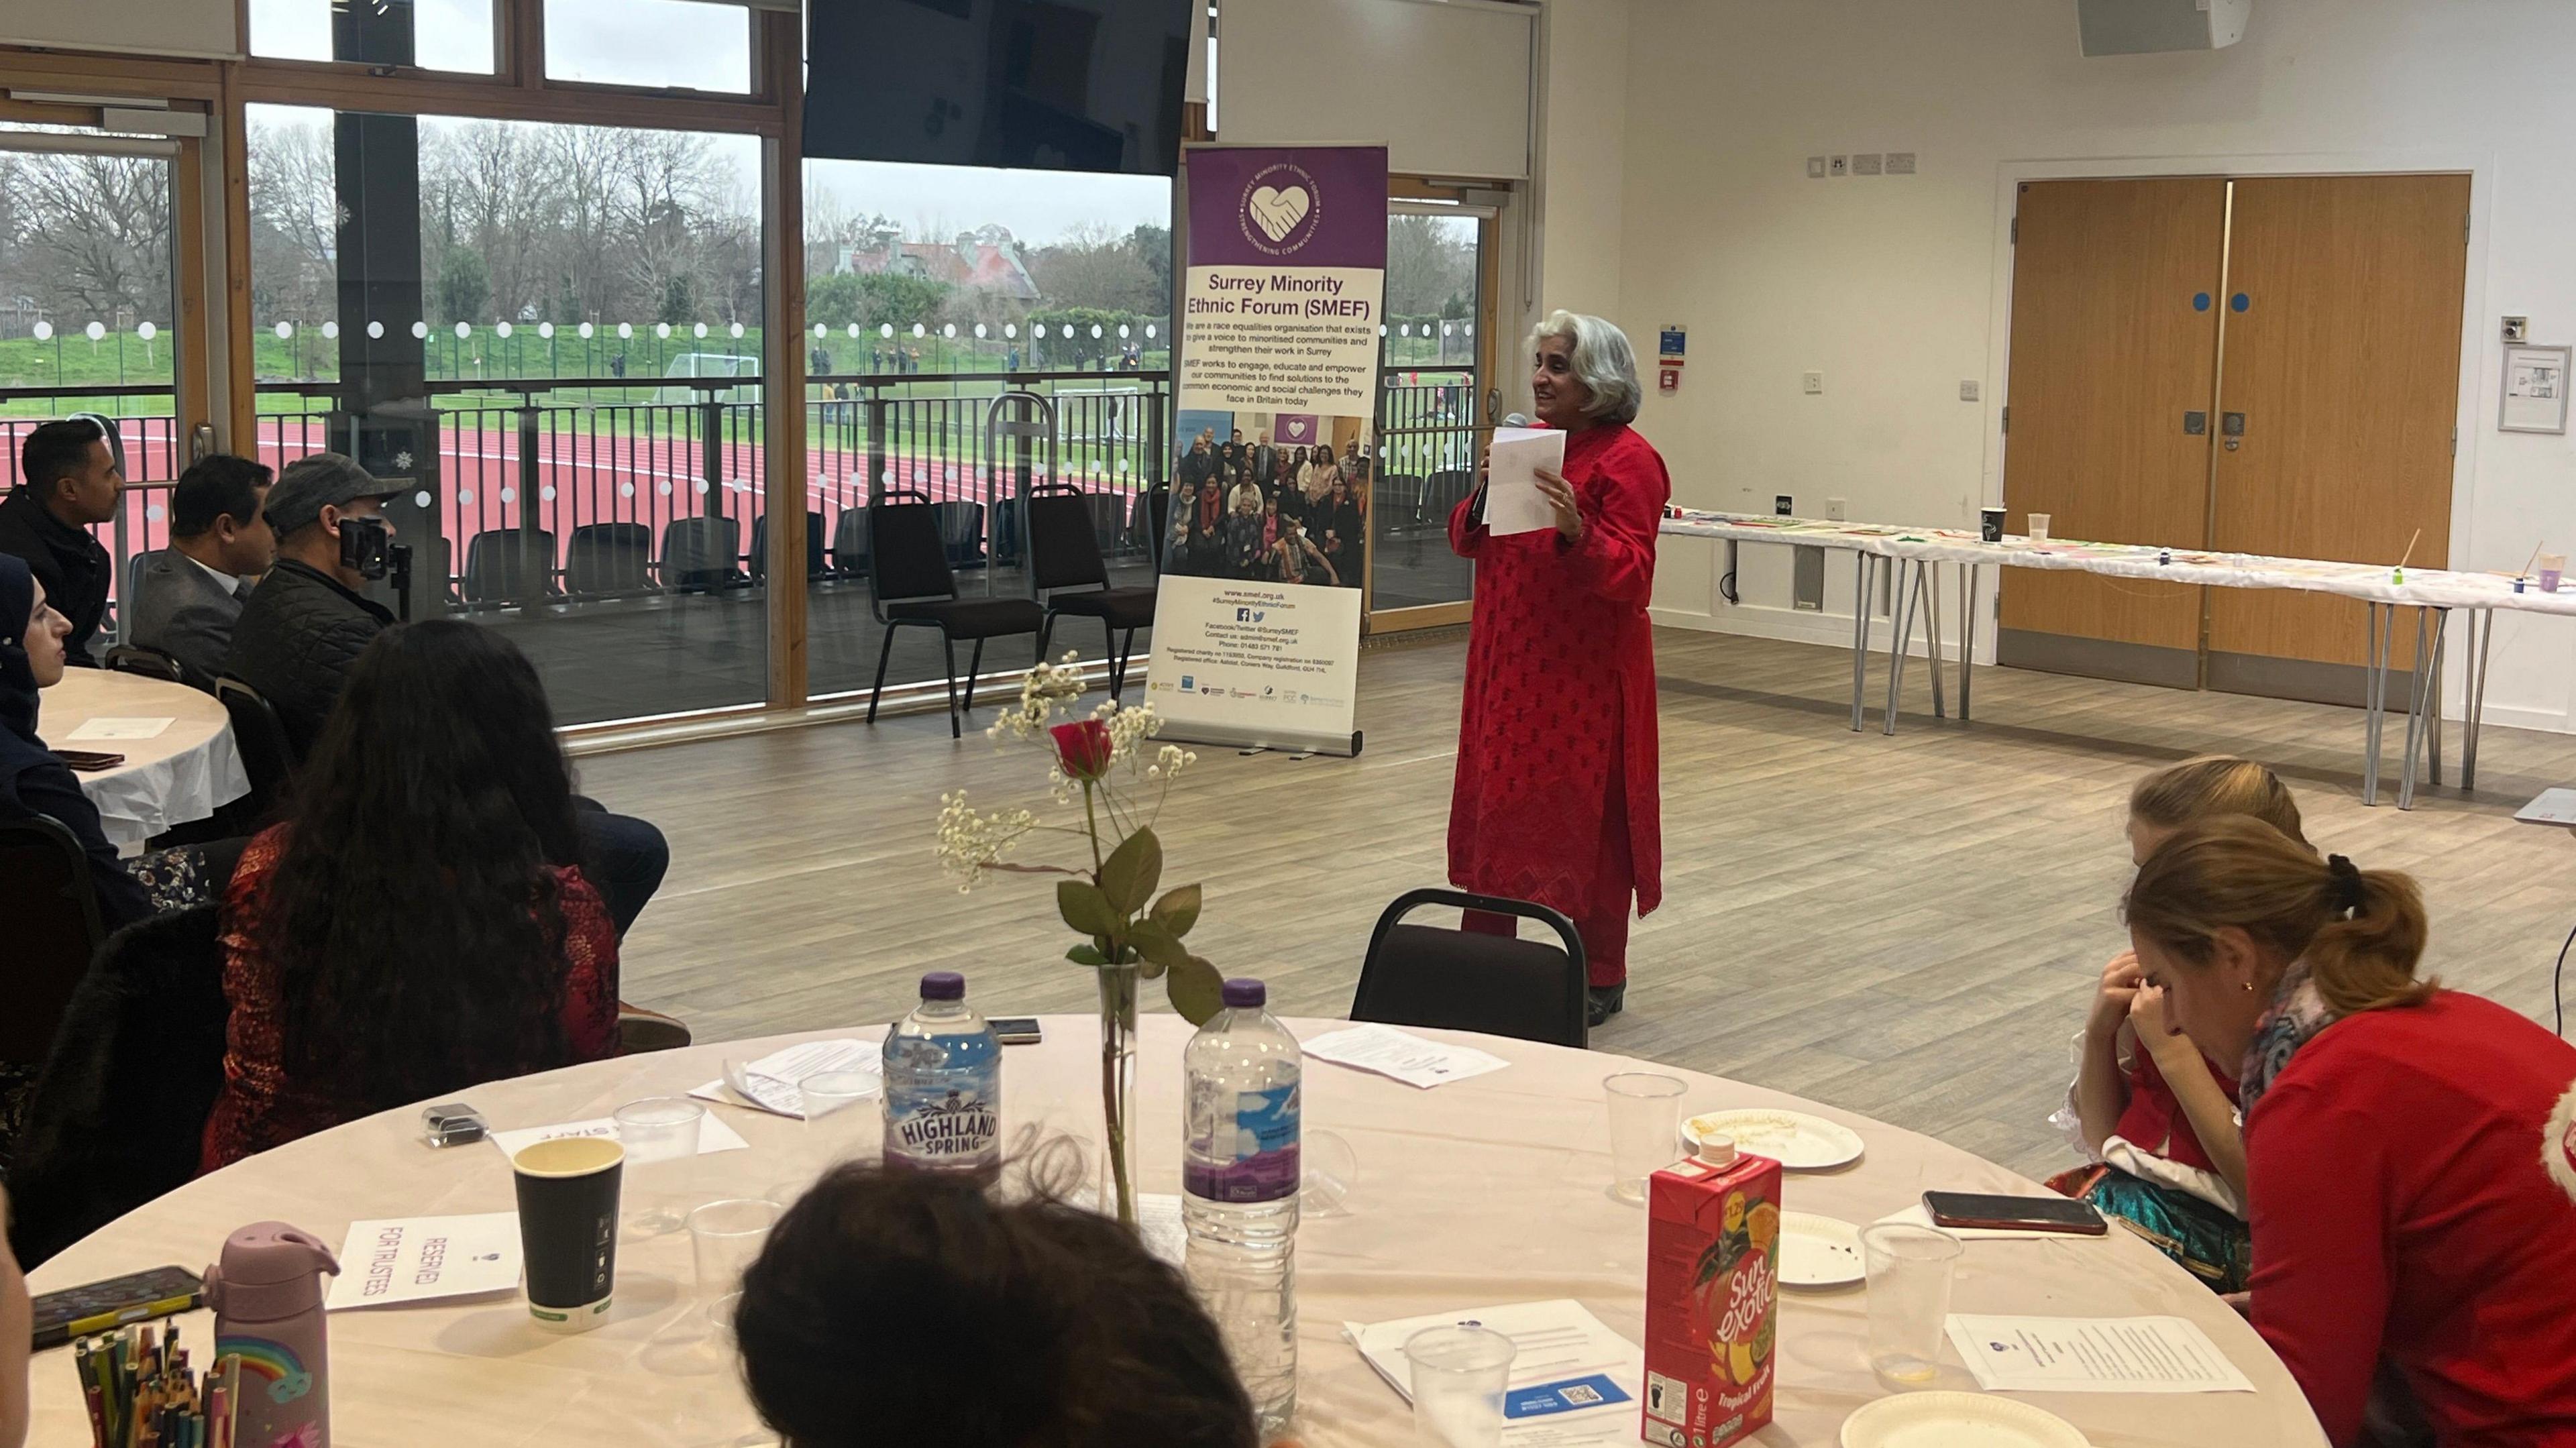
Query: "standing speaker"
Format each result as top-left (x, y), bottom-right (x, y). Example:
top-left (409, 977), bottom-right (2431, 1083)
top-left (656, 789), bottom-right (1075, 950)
top-left (2078, 0), bottom-right (2251, 55)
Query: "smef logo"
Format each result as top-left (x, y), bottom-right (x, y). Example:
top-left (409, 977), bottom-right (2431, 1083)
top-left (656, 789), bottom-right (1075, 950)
top-left (1240, 162), bottom-right (1322, 256)
top-left (1236, 607), bottom-right (1267, 622)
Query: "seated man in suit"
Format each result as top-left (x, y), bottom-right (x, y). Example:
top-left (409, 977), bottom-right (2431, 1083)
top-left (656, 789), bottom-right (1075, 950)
top-left (128, 454), bottom-right (274, 689)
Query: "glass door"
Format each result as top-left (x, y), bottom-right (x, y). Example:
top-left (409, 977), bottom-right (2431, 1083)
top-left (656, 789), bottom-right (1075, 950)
top-left (1367, 201), bottom-right (1494, 631)
top-left (0, 127), bottom-right (203, 654)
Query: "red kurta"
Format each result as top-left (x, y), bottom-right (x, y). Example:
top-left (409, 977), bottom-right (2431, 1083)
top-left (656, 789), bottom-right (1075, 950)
top-left (1447, 421), bottom-right (1668, 942)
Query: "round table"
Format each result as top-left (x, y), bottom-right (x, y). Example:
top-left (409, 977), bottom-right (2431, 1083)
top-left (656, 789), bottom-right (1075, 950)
top-left (25, 1017), bottom-right (2328, 1447)
top-left (43, 668), bottom-right (248, 847)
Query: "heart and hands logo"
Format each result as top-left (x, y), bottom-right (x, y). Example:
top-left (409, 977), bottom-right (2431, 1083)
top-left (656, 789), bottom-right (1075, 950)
top-left (1247, 184), bottom-right (1310, 243)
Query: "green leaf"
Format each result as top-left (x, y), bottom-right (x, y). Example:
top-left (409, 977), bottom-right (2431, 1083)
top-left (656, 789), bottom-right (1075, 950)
top-left (1149, 883), bottom-right (1202, 939)
top-left (1165, 954), bottom-right (1224, 1025)
top-left (1099, 828), bottom-right (1163, 915)
top-left (1128, 918), bottom-right (1190, 976)
top-left (1057, 880), bottom-right (1121, 938)
top-left (1065, 944), bottom-right (1109, 967)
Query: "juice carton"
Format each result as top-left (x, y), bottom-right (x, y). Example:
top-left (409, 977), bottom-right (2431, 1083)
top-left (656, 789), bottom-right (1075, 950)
top-left (1642, 1137), bottom-right (1781, 1448)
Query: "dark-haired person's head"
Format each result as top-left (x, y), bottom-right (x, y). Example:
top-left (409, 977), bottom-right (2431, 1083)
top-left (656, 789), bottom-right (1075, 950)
top-left (261, 620), bottom-right (584, 1113)
top-left (170, 454), bottom-right (276, 577)
top-left (262, 452), bottom-right (399, 585)
top-left (736, 1164), bottom-right (1257, 1448)
top-left (17, 417), bottom-right (119, 526)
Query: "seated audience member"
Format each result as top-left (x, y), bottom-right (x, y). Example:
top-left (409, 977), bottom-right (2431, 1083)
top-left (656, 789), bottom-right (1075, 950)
top-left (0, 418), bottom-right (121, 667)
top-left (2056, 756), bottom-right (2308, 1292)
top-left (129, 454), bottom-right (275, 689)
top-left (1, 1186), bottom-right (25, 1448)
top-left (222, 453), bottom-right (668, 934)
top-left (2124, 818), bottom-right (2576, 1447)
top-left (201, 622), bottom-right (621, 1172)
top-left (735, 1162), bottom-right (1258, 1448)
top-left (1, 555), bottom-right (152, 929)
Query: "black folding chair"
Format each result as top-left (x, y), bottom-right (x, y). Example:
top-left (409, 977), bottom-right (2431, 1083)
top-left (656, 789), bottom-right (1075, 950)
top-left (214, 675), bottom-right (299, 815)
top-left (566, 522), bottom-right (655, 596)
top-left (865, 490), bottom-right (1046, 738)
top-left (104, 643), bottom-right (185, 685)
top-left (0, 816), bottom-right (107, 1072)
top-left (1027, 483), bottom-right (1157, 700)
top-left (751, 510), bottom-right (828, 582)
top-left (1350, 888), bottom-right (1589, 1048)
top-left (462, 528), bottom-right (558, 604)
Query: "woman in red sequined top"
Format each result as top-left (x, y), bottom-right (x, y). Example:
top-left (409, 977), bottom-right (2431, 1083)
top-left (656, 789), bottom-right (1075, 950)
top-left (201, 622), bottom-right (619, 1172)
top-left (1450, 311), bottom-right (1668, 1028)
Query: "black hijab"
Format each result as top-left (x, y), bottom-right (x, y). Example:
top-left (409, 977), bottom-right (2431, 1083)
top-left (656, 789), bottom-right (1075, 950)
top-left (0, 551), bottom-right (40, 746)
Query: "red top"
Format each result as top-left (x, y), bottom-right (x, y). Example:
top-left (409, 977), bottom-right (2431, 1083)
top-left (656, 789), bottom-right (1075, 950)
top-left (2246, 991), bottom-right (2576, 1447)
top-left (1446, 421), bottom-right (1668, 918)
top-left (200, 826), bottom-right (621, 1172)
top-left (2116, 1047), bottom-right (2240, 1175)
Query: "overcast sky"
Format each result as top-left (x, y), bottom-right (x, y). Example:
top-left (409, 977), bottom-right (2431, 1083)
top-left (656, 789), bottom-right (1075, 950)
top-left (246, 0), bottom-right (1168, 247)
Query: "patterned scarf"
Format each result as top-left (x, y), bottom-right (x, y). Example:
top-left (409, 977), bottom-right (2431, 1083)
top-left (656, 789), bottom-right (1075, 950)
top-left (2236, 962), bottom-right (2337, 1121)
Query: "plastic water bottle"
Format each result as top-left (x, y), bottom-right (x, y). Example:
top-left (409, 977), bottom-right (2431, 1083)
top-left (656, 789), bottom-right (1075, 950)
top-left (881, 971), bottom-right (1000, 1177)
top-left (1182, 978), bottom-right (1301, 1435)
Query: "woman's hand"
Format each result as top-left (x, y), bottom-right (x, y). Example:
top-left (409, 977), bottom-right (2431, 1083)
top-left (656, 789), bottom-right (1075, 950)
top-left (2088, 951), bottom-right (2142, 1040)
top-left (1534, 466), bottom-right (1583, 541)
top-left (2130, 983), bottom-right (2194, 1063)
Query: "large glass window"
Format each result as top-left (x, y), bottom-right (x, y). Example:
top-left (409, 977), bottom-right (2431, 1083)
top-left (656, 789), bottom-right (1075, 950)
top-left (248, 103), bottom-right (767, 726)
top-left (248, 0), bottom-right (498, 73)
top-left (544, 0), bottom-right (753, 94)
top-left (800, 158), bottom-right (1171, 703)
top-left (1371, 208), bottom-right (1485, 615)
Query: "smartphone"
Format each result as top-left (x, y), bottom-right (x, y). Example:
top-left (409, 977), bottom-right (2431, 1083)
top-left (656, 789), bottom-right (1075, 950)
top-left (55, 750), bottom-right (127, 772)
top-left (30, 1266), bottom-right (205, 1350)
top-left (989, 1017), bottom-right (1044, 1045)
top-left (1922, 1190), bottom-right (2108, 1236)
top-left (339, 514), bottom-right (390, 579)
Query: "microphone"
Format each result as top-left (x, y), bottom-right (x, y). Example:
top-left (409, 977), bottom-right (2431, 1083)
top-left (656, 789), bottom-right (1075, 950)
top-left (1502, 412), bottom-right (1528, 427)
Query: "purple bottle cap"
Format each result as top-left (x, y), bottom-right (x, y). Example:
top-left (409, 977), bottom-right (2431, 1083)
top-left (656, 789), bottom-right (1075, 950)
top-left (920, 971), bottom-right (965, 1001)
top-left (1222, 978), bottom-right (1266, 1009)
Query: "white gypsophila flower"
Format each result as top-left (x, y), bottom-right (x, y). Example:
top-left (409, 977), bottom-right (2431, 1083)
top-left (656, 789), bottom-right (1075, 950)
top-left (934, 790), bottom-right (1039, 889)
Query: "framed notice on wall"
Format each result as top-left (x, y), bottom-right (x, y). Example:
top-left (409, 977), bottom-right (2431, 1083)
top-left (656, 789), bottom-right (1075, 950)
top-left (2500, 343), bottom-right (2571, 433)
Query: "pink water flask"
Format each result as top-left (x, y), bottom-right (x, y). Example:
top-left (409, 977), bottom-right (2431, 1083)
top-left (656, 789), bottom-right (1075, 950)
top-left (206, 1221), bottom-right (342, 1447)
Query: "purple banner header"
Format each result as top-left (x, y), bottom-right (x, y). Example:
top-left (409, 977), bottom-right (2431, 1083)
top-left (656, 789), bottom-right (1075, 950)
top-left (1185, 146), bottom-right (1389, 271)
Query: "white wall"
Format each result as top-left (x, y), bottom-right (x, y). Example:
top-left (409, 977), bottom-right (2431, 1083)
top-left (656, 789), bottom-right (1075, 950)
top-left (1529, 0), bottom-right (1631, 333)
top-left (1608, 0), bottom-right (2576, 731)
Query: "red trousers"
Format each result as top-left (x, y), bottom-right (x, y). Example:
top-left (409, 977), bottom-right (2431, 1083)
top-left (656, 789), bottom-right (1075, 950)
top-left (1464, 763), bottom-right (1634, 988)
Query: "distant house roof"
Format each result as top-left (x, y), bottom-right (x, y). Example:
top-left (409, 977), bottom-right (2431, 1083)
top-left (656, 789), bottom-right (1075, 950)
top-left (834, 229), bottom-right (1041, 303)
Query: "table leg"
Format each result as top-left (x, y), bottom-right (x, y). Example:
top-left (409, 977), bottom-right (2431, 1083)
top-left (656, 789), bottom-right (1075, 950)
top-left (1850, 552), bottom-right (1874, 733)
top-left (1957, 563), bottom-right (1978, 723)
top-left (1884, 558), bottom-right (1916, 737)
top-left (2363, 603), bottom-right (2389, 807)
top-left (2427, 608), bottom-right (2447, 790)
top-left (2398, 608), bottom-right (2434, 812)
top-left (2465, 608), bottom-right (2493, 791)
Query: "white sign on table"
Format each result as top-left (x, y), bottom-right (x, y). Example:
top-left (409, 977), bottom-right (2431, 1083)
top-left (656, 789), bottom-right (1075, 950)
top-left (62, 716), bottom-right (174, 742)
top-left (1345, 1300), bottom-right (1642, 1445)
top-left (1483, 427), bottom-right (1568, 538)
top-left (486, 1113), bottom-right (750, 1160)
top-left (1301, 1023), bottom-right (1510, 1089)
top-left (1944, 1315), bottom-right (2257, 1394)
top-left (689, 1038), bottom-right (883, 1119)
top-left (326, 1213), bottom-right (523, 1311)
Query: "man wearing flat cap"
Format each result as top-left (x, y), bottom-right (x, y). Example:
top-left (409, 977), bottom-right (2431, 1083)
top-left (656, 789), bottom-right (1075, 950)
top-left (220, 451), bottom-right (404, 759)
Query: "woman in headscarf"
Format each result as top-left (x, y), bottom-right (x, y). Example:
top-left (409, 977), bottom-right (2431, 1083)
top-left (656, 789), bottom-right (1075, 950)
top-left (0, 553), bottom-right (150, 930)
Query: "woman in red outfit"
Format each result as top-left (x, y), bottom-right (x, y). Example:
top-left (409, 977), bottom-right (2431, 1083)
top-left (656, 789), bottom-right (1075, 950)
top-left (1450, 311), bottom-right (1667, 1026)
top-left (202, 622), bottom-right (619, 1171)
top-left (2125, 818), bottom-right (2576, 1448)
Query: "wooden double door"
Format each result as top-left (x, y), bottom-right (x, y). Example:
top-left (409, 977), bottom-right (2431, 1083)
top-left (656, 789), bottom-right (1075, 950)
top-left (1998, 174), bottom-right (2471, 702)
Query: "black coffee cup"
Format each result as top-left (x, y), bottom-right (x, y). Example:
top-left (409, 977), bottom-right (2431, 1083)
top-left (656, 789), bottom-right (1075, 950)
top-left (512, 1135), bottom-right (625, 1331)
top-left (1980, 506), bottom-right (2006, 543)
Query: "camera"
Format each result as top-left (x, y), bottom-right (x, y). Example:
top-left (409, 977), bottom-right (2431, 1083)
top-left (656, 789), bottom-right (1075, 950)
top-left (339, 514), bottom-right (391, 579)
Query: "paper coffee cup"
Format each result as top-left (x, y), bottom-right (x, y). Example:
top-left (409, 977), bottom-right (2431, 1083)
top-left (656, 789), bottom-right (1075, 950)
top-left (513, 1135), bottom-right (624, 1331)
top-left (1979, 506), bottom-right (2005, 543)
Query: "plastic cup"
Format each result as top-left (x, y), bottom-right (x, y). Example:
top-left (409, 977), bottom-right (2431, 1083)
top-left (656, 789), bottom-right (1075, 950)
top-left (2027, 512), bottom-right (2052, 541)
top-left (1301, 1128), bottom-right (1360, 1217)
top-left (1603, 1073), bottom-right (1687, 1205)
top-left (614, 1097), bottom-right (706, 1236)
top-left (800, 1070), bottom-right (881, 1168)
top-left (2540, 553), bottom-right (2565, 593)
top-left (1403, 1323), bottom-right (1517, 1448)
top-left (689, 1198), bottom-right (784, 1327)
top-left (1862, 1222), bottom-right (1964, 1387)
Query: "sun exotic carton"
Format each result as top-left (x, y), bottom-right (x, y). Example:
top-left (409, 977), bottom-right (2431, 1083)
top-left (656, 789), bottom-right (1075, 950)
top-left (1642, 1135), bottom-right (1781, 1448)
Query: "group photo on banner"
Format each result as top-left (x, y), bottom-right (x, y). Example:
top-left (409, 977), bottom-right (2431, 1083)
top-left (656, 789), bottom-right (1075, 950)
top-left (1146, 144), bottom-right (1388, 757)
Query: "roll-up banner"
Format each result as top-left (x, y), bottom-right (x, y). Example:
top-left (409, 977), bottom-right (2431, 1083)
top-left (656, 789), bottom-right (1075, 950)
top-left (1146, 144), bottom-right (1388, 757)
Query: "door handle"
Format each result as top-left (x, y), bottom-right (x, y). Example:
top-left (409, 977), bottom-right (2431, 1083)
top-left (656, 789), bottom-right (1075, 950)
top-left (2184, 411), bottom-right (2207, 435)
top-left (2222, 412), bottom-right (2247, 451)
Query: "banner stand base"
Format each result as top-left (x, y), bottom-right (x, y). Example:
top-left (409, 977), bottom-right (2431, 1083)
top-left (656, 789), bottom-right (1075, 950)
top-left (1160, 723), bottom-right (1363, 759)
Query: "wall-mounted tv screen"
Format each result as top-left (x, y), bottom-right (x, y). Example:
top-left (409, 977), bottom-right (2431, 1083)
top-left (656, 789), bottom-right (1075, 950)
top-left (806, 0), bottom-right (1193, 176)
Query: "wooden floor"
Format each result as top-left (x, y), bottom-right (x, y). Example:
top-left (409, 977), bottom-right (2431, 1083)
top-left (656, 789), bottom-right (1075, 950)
top-left (579, 628), bottom-right (2576, 1182)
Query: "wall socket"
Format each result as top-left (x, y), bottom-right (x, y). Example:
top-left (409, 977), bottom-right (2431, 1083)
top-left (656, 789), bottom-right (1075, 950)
top-left (1885, 152), bottom-right (1917, 175)
top-left (1826, 497), bottom-right (1847, 520)
top-left (1960, 380), bottom-right (1980, 402)
top-left (2504, 315), bottom-right (2530, 343)
top-left (1828, 156), bottom-right (1849, 177)
top-left (1851, 153), bottom-right (1884, 176)
top-left (1802, 371), bottom-right (1824, 394)
top-left (1806, 156), bottom-right (1827, 179)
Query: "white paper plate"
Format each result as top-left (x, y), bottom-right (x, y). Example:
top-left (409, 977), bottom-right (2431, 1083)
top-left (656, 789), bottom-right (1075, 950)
top-left (1777, 1211), bottom-right (1864, 1288)
top-left (1682, 1108), bottom-right (1865, 1170)
top-left (1840, 1392), bottom-right (2092, 1448)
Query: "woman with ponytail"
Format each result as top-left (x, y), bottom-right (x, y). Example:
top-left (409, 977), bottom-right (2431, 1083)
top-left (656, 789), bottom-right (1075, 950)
top-left (2125, 818), bottom-right (2576, 1447)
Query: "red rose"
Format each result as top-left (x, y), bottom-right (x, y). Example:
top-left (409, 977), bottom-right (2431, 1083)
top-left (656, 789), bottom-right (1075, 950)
top-left (1049, 718), bottom-right (1115, 781)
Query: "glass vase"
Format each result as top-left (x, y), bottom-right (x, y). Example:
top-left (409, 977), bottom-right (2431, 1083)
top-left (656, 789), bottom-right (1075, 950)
top-left (1097, 961), bottom-right (1141, 1231)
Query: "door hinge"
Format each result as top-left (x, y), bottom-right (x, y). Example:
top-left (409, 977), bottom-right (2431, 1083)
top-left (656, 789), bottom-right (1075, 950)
top-left (2010, 215), bottom-right (2019, 244)
top-left (2452, 427), bottom-right (2459, 457)
top-left (2000, 405), bottom-right (2010, 434)
top-left (2465, 213), bottom-right (2472, 243)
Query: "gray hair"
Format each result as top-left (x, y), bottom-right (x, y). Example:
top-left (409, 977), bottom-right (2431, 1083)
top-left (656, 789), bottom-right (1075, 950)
top-left (1527, 310), bottom-right (1642, 425)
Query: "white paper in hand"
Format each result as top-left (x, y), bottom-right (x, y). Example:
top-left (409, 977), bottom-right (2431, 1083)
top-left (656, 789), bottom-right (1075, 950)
top-left (327, 1213), bottom-right (522, 1311)
top-left (1485, 427), bottom-right (1567, 537)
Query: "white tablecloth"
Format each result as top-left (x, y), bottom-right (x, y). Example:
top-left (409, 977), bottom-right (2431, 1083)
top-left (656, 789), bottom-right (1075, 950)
top-left (1663, 510), bottom-right (2576, 614)
top-left (24, 1015), bottom-right (2326, 1447)
top-left (44, 669), bottom-right (248, 847)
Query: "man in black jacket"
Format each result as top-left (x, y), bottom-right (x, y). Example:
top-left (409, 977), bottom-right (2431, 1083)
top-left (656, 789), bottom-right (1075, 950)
top-left (222, 453), bottom-right (670, 936)
top-left (0, 418), bottom-right (121, 667)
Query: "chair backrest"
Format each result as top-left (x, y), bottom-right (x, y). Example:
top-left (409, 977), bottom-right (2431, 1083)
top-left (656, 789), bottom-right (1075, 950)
top-left (1350, 887), bottom-right (1589, 1049)
top-left (566, 521), bottom-right (655, 595)
top-left (830, 507), bottom-right (872, 575)
top-left (0, 815), bottom-right (107, 1065)
top-left (750, 510), bottom-right (826, 581)
top-left (1026, 486), bottom-right (1110, 592)
top-left (462, 528), bottom-right (555, 602)
top-left (932, 500), bottom-right (987, 567)
top-left (5, 903), bottom-right (227, 1268)
top-left (104, 643), bottom-right (186, 685)
top-left (213, 675), bottom-right (299, 812)
top-left (661, 516), bottom-right (743, 588)
top-left (868, 492), bottom-right (959, 608)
